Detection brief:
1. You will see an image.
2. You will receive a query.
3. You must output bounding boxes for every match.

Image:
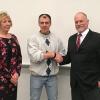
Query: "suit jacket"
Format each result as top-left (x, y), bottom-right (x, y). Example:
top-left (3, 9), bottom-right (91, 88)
top-left (61, 29), bottom-right (100, 90)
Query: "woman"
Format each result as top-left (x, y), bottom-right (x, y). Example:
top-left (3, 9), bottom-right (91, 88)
top-left (0, 11), bottom-right (22, 100)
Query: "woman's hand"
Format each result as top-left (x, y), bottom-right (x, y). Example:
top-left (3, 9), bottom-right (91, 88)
top-left (10, 73), bottom-right (19, 86)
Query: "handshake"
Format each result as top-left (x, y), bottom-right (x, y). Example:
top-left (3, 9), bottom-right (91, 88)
top-left (43, 51), bottom-right (63, 63)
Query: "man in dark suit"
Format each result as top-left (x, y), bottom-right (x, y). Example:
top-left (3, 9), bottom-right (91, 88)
top-left (61, 12), bottom-right (100, 100)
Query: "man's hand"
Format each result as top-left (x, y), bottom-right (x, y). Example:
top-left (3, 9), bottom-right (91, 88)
top-left (98, 81), bottom-right (100, 88)
top-left (43, 51), bottom-right (55, 59)
top-left (54, 53), bottom-right (63, 63)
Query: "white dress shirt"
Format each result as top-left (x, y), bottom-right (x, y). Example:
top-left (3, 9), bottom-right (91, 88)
top-left (78, 28), bottom-right (89, 44)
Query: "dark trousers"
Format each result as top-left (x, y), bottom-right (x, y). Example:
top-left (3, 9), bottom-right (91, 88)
top-left (71, 85), bottom-right (100, 100)
top-left (0, 87), bottom-right (17, 100)
top-left (5, 90), bottom-right (17, 100)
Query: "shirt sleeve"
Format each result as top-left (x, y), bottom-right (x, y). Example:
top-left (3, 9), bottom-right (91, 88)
top-left (27, 37), bottom-right (44, 63)
top-left (11, 35), bottom-right (22, 76)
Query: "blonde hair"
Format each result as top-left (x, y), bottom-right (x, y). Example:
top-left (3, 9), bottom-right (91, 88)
top-left (0, 11), bottom-right (12, 26)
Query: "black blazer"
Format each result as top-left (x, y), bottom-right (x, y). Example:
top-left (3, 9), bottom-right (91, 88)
top-left (61, 29), bottom-right (100, 90)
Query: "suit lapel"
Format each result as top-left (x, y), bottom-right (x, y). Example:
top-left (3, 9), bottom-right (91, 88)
top-left (78, 30), bottom-right (92, 50)
top-left (72, 34), bottom-right (78, 51)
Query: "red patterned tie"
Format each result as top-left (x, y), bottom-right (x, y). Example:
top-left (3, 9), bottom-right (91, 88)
top-left (76, 33), bottom-right (82, 48)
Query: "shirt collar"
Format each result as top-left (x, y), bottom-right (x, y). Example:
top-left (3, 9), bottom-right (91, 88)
top-left (39, 31), bottom-right (51, 38)
top-left (78, 28), bottom-right (89, 36)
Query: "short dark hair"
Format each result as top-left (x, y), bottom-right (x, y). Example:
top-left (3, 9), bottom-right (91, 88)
top-left (38, 14), bottom-right (51, 22)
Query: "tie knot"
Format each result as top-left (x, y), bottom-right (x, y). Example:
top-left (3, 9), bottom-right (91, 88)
top-left (78, 33), bottom-right (82, 37)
